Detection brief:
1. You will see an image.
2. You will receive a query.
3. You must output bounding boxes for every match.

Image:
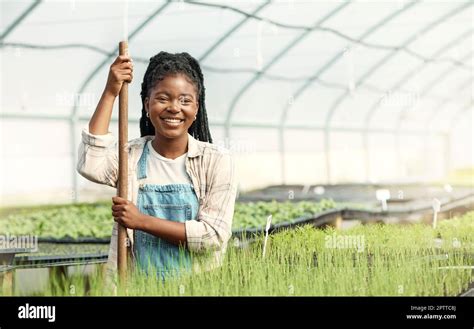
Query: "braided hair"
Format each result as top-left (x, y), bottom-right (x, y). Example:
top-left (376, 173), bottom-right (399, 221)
top-left (139, 51), bottom-right (212, 143)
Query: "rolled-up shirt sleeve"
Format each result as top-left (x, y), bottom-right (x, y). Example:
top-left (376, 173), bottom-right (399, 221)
top-left (76, 125), bottom-right (119, 188)
top-left (185, 152), bottom-right (237, 253)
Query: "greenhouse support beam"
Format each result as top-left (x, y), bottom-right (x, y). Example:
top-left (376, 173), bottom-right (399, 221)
top-left (364, 30), bottom-right (473, 132)
top-left (326, 2), bottom-right (472, 183)
top-left (369, 31), bottom-right (473, 183)
top-left (278, 2), bottom-right (421, 184)
top-left (394, 50), bottom-right (472, 131)
top-left (221, 1), bottom-right (351, 183)
top-left (70, 116), bottom-right (80, 203)
top-left (327, 2), bottom-right (421, 183)
top-left (0, 0), bottom-right (41, 42)
top-left (425, 77), bottom-right (473, 129)
top-left (198, 0), bottom-right (270, 62)
top-left (224, 1), bottom-right (351, 139)
top-left (70, 0), bottom-right (269, 201)
top-left (71, 2), bottom-right (170, 119)
top-left (0, 112), bottom-right (450, 137)
top-left (326, 2), bottom-right (471, 138)
top-left (444, 133), bottom-right (451, 178)
top-left (69, 2), bottom-right (171, 203)
top-left (421, 77), bottom-right (473, 178)
top-left (449, 102), bottom-right (473, 132)
top-left (225, 3), bottom-right (349, 132)
top-left (392, 53), bottom-right (472, 180)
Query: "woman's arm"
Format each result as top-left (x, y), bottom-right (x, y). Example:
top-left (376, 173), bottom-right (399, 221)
top-left (140, 215), bottom-right (187, 247)
top-left (111, 151), bottom-right (238, 251)
top-left (111, 196), bottom-right (187, 246)
top-left (89, 55), bottom-right (133, 134)
top-left (76, 55), bottom-right (133, 187)
top-left (185, 152), bottom-right (238, 252)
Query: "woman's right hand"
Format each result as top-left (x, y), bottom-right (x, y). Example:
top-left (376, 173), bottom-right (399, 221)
top-left (104, 55), bottom-right (134, 97)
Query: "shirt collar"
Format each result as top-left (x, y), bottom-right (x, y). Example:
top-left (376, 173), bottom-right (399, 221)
top-left (131, 133), bottom-right (202, 158)
top-left (187, 133), bottom-right (202, 158)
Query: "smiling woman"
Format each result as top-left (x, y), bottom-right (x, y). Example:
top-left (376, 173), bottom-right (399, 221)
top-left (139, 52), bottom-right (212, 144)
top-left (145, 74), bottom-right (199, 154)
top-left (77, 51), bottom-right (238, 284)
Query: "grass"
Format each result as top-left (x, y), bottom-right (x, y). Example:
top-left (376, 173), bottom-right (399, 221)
top-left (22, 211), bottom-right (473, 296)
top-left (0, 199), bottom-right (339, 239)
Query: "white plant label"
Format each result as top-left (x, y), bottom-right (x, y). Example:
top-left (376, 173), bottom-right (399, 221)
top-left (262, 215), bottom-right (273, 258)
top-left (376, 189), bottom-right (391, 211)
top-left (432, 198), bottom-right (441, 229)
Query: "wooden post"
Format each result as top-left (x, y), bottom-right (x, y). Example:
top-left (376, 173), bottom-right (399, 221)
top-left (330, 213), bottom-right (343, 230)
top-left (118, 41), bottom-right (129, 283)
top-left (1, 270), bottom-right (14, 296)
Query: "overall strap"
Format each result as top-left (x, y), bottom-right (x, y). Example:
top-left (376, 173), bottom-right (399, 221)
top-left (137, 141), bottom-right (149, 180)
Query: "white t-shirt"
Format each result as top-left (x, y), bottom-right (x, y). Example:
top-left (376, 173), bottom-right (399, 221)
top-left (143, 140), bottom-right (193, 186)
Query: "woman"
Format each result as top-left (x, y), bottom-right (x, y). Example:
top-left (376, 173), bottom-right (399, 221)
top-left (77, 51), bottom-right (238, 282)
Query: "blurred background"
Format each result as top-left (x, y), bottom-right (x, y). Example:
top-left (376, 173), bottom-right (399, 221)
top-left (0, 0), bottom-right (472, 206)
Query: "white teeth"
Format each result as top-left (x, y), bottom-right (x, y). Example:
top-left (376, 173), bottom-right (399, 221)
top-left (163, 118), bottom-right (183, 123)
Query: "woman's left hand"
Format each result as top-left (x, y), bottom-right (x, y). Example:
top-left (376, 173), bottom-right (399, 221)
top-left (111, 196), bottom-right (146, 230)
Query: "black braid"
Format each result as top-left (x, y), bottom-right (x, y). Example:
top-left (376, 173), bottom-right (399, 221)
top-left (139, 51), bottom-right (213, 143)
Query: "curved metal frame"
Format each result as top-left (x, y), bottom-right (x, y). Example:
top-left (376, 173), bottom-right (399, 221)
top-left (221, 1), bottom-right (351, 184)
top-left (278, 1), bottom-right (421, 183)
top-left (450, 101), bottom-right (473, 131)
top-left (365, 29), bottom-right (472, 130)
top-left (321, 2), bottom-right (472, 182)
top-left (445, 100), bottom-right (474, 174)
top-left (197, 0), bottom-right (271, 62)
top-left (362, 30), bottom-right (473, 180)
top-left (426, 76), bottom-right (473, 130)
top-left (1, 1), bottom-right (472, 199)
top-left (70, 1), bottom-right (272, 201)
top-left (69, 2), bottom-right (171, 202)
top-left (223, 1), bottom-right (351, 141)
top-left (422, 77), bottom-right (473, 175)
top-left (0, 0), bottom-right (41, 41)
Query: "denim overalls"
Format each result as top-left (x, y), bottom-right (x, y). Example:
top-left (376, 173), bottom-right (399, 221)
top-left (133, 141), bottom-right (199, 280)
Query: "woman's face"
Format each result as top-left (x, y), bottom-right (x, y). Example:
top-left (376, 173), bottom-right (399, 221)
top-left (145, 73), bottom-right (198, 140)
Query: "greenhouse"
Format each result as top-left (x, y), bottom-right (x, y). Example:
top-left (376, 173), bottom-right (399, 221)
top-left (0, 0), bottom-right (473, 301)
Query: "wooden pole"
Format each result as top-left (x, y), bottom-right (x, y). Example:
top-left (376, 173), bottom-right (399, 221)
top-left (117, 41), bottom-right (129, 282)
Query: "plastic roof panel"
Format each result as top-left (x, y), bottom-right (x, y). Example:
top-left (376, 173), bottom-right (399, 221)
top-left (333, 89), bottom-right (383, 128)
top-left (363, 2), bottom-right (459, 46)
top-left (429, 69), bottom-right (472, 99)
top-left (202, 71), bottom-right (255, 123)
top-left (318, 47), bottom-right (389, 89)
top-left (260, 1), bottom-right (339, 27)
top-left (202, 19), bottom-right (300, 71)
top-left (408, 8), bottom-right (473, 55)
top-left (321, 1), bottom-right (404, 40)
top-left (266, 30), bottom-right (354, 79)
top-left (5, 1), bottom-right (148, 48)
top-left (0, 0), bottom-right (35, 33)
top-left (285, 83), bottom-right (340, 127)
top-left (232, 77), bottom-right (295, 125)
top-left (129, 2), bottom-right (246, 59)
top-left (364, 52), bottom-right (422, 91)
top-left (2, 48), bottom-right (104, 114)
top-left (0, 0), bottom-right (471, 142)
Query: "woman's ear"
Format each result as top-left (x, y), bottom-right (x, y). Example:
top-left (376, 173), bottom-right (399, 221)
top-left (144, 97), bottom-right (149, 112)
top-left (195, 101), bottom-right (199, 120)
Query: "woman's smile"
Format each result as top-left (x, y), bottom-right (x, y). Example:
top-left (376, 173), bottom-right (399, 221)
top-left (160, 117), bottom-right (185, 128)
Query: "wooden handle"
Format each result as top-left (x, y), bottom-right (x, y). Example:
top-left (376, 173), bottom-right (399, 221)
top-left (117, 40), bottom-right (129, 282)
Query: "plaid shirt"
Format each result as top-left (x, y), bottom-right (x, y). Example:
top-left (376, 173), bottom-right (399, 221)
top-left (77, 126), bottom-right (238, 277)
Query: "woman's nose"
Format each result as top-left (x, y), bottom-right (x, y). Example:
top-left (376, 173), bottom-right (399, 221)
top-left (166, 100), bottom-right (181, 112)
